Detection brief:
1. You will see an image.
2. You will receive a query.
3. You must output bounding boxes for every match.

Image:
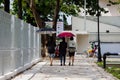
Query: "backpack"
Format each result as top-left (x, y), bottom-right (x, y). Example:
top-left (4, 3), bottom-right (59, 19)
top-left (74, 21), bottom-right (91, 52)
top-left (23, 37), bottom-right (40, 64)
top-left (69, 47), bottom-right (76, 53)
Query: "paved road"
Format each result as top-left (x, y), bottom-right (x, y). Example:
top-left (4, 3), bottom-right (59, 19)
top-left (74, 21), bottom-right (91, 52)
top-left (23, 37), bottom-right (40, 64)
top-left (11, 54), bottom-right (118, 80)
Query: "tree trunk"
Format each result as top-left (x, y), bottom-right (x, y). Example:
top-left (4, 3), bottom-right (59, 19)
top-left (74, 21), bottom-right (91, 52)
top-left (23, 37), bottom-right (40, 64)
top-left (4, 0), bottom-right (10, 13)
top-left (18, 0), bottom-right (22, 19)
top-left (30, 0), bottom-right (44, 28)
top-left (52, 0), bottom-right (60, 42)
top-left (52, 0), bottom-right (60, 29)
top-left (30, 0), bottom-right (46, 57)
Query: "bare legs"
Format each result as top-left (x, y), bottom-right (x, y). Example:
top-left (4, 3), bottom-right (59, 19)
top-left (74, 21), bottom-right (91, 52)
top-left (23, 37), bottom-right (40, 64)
top-left (69, 56), bottom-right (74, 66)
top-left (50, 57), bottom-right (53, 66)
top-left (72, 56), bottom-right (74, 65)
top-left (49, 54), bottom-right (55, 66)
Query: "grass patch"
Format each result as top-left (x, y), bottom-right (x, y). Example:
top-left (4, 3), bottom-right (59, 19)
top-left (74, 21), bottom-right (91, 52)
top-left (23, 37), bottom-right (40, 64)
top-left (96, 62), bottom-right (103, 67)
top-left (96, 62), bottom-right (120, 79)
top-left (106, 67), bottom-right (120, 79)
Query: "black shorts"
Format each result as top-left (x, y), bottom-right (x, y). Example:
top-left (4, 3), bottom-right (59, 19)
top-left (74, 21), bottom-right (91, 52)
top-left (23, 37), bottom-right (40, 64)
top-left (69, 52), bottom-right (75, 57)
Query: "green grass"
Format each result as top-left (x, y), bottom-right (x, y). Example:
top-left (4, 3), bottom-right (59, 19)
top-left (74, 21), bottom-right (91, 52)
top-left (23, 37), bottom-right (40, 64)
top-left (96, 62), bottom-right (103, 67)
top-left (96, 62), bottom-right (120, 79)
top-left (106, 67), bottom-right (120, 79)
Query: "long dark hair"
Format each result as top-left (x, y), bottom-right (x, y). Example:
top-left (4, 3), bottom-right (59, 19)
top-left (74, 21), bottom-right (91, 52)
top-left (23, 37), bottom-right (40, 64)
top-left (62, 37), bottom-right (65, 42)
top-left (70, 37), bottom-right (73, 40)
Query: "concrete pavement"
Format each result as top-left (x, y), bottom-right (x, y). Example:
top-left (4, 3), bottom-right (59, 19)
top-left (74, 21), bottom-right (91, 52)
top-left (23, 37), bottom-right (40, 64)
top-left (11, 54), bottom-right (118, 80)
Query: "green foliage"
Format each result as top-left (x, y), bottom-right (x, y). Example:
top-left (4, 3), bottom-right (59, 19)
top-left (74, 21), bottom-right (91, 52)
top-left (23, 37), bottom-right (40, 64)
top-left (12, 0), bottom-right (18, 15)
top-left (106, 67), bottom-right (120, 79)
top-left (61, 4), bottom-right (79, 16)
top-left (96, 62), bottom-right (103, 67)
top-left (12, 0), bottom-right (56, 25)
top-left (0, 0), bottom-right (3, 4)
top-left (35, 0), bottom-right (56, 21)
top-left (96, 62), bottom-right (120, 79)
top-left (12, 0), bottom-right (36, 26)
top-left (11, 0), bottom-right (108, 25)
top-left (109, 0), bottom-right (120, 5)
top-left (0, 0), bottom-right (3, 8)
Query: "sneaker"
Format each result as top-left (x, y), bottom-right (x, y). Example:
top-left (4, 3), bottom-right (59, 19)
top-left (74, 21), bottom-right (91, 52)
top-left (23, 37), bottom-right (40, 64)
top-left (60, 64), bottom-right (62, 66)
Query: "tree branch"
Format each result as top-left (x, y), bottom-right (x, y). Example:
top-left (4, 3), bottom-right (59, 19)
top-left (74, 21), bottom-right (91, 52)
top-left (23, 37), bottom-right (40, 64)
top-left (30, 0), bottom-right (44, 28)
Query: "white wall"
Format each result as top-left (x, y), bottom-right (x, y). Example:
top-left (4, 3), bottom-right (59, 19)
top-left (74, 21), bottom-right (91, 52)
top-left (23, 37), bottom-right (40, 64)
top-left (0, 10), bottom-right (41, 80)
top-left (72, 16), bottom-right (120, 33)
top-left (72, 16), bottom-right (120, 42)
top-left (76, 34), bottom-right (89, 53)
top-left (101, 42), bottom-right (120, 55)
top-left (72, 16), bottom-right (120, 53)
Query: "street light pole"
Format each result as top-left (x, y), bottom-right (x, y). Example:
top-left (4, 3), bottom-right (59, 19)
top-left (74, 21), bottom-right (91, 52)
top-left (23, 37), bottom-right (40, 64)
top-left (97, 0), bottom-right (102, 62)
top-left (84, 0), bottom-right (86, 31)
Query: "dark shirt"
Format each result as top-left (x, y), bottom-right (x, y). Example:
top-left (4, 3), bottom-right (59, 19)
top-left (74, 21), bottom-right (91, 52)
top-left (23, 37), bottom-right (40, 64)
top-left (46, 41), bottom-right (56, 53)
top-left (59, 41), bottom-right (67, 53)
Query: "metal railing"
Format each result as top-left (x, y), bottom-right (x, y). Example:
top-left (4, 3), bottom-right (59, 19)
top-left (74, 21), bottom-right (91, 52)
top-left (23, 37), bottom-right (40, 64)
top-left (103, 52), bottom-right (120, 68)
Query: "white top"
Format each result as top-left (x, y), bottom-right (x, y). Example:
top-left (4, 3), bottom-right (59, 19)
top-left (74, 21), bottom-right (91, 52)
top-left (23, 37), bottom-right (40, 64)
top-left (68, 40), bottom-right (76, 48)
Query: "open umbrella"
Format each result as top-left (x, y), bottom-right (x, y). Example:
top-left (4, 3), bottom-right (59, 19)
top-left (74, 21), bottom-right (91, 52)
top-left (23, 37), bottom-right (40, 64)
top-left (57, 31), bottom-right (75, 38)
top-left (36, 28), bottom-right (56, 34)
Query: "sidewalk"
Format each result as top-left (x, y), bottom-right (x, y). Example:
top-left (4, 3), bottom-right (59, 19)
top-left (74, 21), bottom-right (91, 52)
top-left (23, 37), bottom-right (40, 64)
top-left (11, 54), bottom-right (118, 80)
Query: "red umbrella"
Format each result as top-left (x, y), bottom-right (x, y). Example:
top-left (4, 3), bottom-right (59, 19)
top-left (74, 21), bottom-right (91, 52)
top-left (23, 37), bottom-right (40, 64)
top-left (57, 32), bottom-right (75, 38)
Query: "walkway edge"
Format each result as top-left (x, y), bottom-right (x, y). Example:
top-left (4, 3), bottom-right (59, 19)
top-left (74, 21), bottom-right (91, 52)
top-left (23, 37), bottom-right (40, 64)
top-left (11, 61), bottom-right (47, 80)
top-left (0, 59), bottom-right (42, 80)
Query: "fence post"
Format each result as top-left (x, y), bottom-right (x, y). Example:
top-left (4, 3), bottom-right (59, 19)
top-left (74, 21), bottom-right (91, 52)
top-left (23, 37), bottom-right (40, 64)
top-left (21, 20), bottom-right (24, 66)
top-left (28, 24), bottom-right (31, 62)
top-left (33, 27), bottom-right (36, 59)
top-left (103, 53), bottom-right (106, 68)
top-left (11, 15), bottom-right (15, 71)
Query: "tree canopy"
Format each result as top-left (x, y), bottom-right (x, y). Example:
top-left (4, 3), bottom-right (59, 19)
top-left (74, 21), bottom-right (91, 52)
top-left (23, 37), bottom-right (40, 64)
top-left (12, 0), bottom-right (79, 26)
top-left (0, 0), bottom-right (111, 27)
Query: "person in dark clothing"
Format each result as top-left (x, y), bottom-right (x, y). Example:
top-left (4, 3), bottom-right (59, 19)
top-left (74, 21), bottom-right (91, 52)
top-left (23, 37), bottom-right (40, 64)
top-left (59, 37), bottom-right (67, 66)
top-left (46, 36), bottom-right (56, 66)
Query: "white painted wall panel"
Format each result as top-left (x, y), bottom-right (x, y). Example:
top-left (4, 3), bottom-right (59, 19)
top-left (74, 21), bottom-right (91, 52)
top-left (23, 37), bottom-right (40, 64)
top-left (72, 16), bottom-right (120, 53)
top-left (101, 43), bottom-right (120, 55)
top-left (0, 10), bottom-right (41, 79)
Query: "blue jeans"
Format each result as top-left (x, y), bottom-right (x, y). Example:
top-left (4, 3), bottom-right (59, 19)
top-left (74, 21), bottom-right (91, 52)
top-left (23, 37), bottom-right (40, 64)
top-left (59, 53), bottom-right (66, 65)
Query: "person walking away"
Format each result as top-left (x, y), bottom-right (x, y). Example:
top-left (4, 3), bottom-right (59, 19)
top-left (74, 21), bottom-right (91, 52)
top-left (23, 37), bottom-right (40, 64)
top-left (68, 37), bottom-right (76, 66)
top-left (59, 37), bottom-right (67, 66)
top-left (93, 45), bottom-right (98, 57)
top-left (46, 36), bottom-right (56, 66)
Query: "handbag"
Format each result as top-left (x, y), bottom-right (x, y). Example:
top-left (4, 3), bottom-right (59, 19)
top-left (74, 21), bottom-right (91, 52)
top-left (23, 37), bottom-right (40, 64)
top-left (55, 46), bottom-right (59, 56)
top-left (69, 47), bottom-right (76, 53)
